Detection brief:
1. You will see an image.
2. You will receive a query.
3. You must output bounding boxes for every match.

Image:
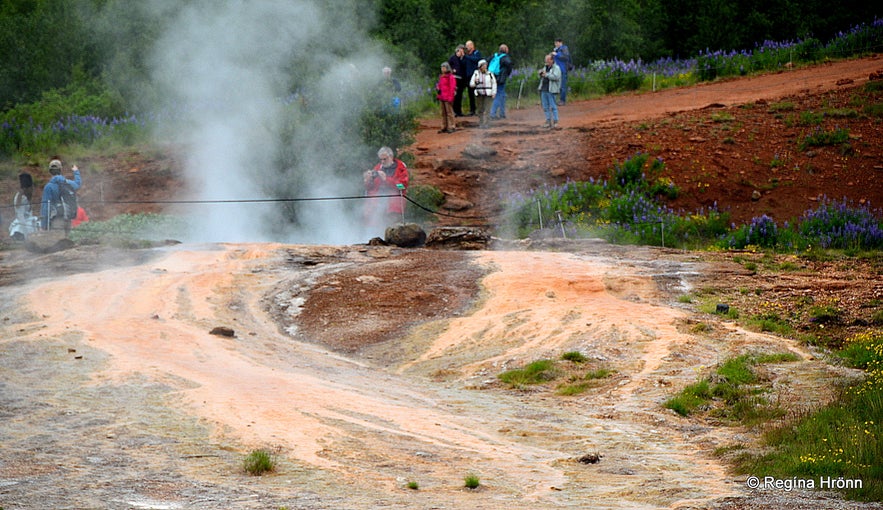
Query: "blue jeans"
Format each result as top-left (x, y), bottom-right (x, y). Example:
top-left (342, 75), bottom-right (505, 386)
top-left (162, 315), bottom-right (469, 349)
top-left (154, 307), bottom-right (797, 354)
top-left (490, 82), bottom-right (507, 118)
top-left (541, 91), bottom-right (559, 122)
top-left (559, 69), bottom-right (568, 103)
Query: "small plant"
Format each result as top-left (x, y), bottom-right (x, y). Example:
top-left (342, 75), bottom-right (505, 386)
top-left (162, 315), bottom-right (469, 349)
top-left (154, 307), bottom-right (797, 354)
top-left (561, 351), bottom-right (587, 363)
top-left (498, 359), bottom-right (559, 387)
top-left (798, 126), bottom-right (850, 151)
top-left (768, 101), bottom-right (795, 113)
top-left (243, 449), bottom-right (275, 476)
top-left (808, 304), bottom-right (843, 324)
top-left (464, 473), bottom-right (481, 489)
top-left (407, 480), bottom-right (419, 490)
top-left (664, 380), bottom-right (711, 416)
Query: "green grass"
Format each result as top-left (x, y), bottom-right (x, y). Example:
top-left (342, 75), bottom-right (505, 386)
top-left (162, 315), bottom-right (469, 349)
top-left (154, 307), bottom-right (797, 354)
top-left (722, 333), bottom-right (883, 502)
top-left (464, 473), bottom-right (481, 489)
top-left (498, 359), bottom-right (558, 387)
top-left (664, 353), bottom-right (796, 421)
top-left (561, 351), bottom-right (587, 363)
top-left (407, 480), bottom-right (419, 490)
top-left (243, 449), bottom-right (275, 475)
top-left (556, 368), bottom-right (614, 396)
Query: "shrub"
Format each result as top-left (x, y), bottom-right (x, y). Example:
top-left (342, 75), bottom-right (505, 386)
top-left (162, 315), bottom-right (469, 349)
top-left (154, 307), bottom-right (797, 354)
top-left (464, 473), bottom-right (481, 489)
top-left (561, 351), bottom-right (587, 363)
top-left (498, 359), bottom-right (559, 387)
top-left (405, 184), bottom-right (444, 224)
top-left (243, 449), bottom-right (275, 475)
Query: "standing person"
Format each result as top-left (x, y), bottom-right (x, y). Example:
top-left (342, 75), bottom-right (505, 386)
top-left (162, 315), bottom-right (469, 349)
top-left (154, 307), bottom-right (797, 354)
top-left (436, 62), bottom-right (457, 133)
top-left (552, 38), bottom-right (572, 105)
top-left (463, 40), bottom-right (483, 116)
top-left (489, 44), bottom-right (514, 120)
top-left (362, 147), bottom-right (410, 230)
top-left (448, 45), bottom-right (467, 117)
top-left (538, 53), bottom-right (561, 129)
top-left (469, 59), bottom-right (497, 129)
top-left (9, 171), bottom-right (38, 240)
top-left (382, 66), bottom-right (402, 108)
top-left (40, 158), bottom-right (82, 235)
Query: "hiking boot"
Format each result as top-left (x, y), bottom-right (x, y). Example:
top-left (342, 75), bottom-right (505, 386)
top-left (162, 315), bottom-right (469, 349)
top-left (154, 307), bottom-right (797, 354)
top-left (542, 120), bottom-right (551, 129)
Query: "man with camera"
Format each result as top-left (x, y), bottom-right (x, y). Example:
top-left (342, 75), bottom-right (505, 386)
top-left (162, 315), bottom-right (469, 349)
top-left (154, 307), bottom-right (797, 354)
top-left (362, 146), bottom-right (410, 232)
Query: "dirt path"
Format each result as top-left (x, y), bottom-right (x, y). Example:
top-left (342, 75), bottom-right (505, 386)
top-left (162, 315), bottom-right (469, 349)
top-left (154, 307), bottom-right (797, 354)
top-left (1, 241), bottom-right (862, 509)
top-left (415, 56), bottom-right (883, 159)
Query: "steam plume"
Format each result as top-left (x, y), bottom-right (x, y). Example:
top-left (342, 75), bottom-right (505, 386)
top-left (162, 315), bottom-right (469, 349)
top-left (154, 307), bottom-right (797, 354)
top-left (148, 0), bottom-right (387, 243)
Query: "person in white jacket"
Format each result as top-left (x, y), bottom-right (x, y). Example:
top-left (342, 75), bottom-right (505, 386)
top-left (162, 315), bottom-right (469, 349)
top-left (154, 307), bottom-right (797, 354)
top-left (469, 59), bottom-right (496, 129)
top-left (538, 53), bottom-right (561, 129)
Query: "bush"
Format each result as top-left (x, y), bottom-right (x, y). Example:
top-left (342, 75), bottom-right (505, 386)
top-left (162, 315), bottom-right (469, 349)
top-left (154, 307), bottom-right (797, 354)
top-left (243, 449), bottom-right (275, 475)
top-left (405, 184), bottom-right (444, 224)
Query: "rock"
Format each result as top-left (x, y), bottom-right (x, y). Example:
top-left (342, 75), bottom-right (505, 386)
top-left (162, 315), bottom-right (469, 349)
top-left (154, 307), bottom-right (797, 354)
top-left (751, 190), bottom-right (762, 201)
top-left (441, 197), bottom-right (474, 211)
top-left (384, 223), bottom-right (427, 247)
top-left (577, 453), bottom-right (602, 464)
top-left (425, 227), bottom-right (490, 250)
top-left (209, 326), bottom-right (235, 337)
top-left (24, 231), bottom-right (75, 254)
top-left (462, 144), bottom-right (497, 159)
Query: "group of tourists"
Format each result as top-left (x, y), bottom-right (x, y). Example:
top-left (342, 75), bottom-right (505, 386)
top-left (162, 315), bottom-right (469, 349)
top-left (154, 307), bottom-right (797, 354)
top-left (436, 37), bottom-right (572, 131)
top-left (8, 157), bottom-right (86, 242)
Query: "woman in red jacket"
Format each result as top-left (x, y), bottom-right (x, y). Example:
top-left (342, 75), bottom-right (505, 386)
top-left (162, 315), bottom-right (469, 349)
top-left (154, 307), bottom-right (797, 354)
top-left (363, 146), bottom-right (410, 230)
top-left (436, 62), bottom-right (458, 133)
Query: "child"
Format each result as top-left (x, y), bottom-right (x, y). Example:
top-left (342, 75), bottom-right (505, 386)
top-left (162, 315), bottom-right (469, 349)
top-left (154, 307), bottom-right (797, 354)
top-left (436, 62), bottom-right (457, 133)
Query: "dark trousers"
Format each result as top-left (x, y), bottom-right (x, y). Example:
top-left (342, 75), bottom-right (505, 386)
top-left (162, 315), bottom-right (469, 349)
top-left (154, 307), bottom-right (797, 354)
top-left (467, 87), bottom-right (477, 114)
top-left (453, 79), bottom-right (466, 116)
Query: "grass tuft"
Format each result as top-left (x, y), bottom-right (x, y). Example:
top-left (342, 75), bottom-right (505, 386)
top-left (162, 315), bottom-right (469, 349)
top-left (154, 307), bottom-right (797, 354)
top-left (243, 449), bottom-right (275, 476)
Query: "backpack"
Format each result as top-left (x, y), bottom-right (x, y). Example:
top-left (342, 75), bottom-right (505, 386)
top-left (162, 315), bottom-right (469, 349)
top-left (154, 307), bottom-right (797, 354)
top-left (488, 53), bottom-right (503, 76)
top-left (56, 181), bottom-right (78, 221)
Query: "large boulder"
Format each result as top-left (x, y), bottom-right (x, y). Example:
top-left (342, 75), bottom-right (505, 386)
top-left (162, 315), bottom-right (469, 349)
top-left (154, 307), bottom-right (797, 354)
top-left (425, 226), bottom-right (490, 250)
top-left (384, 223), bottom-right (427, 247)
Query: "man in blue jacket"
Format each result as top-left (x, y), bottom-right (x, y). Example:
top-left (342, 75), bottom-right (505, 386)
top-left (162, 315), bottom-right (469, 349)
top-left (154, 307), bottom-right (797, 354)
top-left (40, 158), bottom-right (82, 234)
top-left (552, 38), bottom-right (573, 105)
top-left (463, 40), bottom-right (483, 116)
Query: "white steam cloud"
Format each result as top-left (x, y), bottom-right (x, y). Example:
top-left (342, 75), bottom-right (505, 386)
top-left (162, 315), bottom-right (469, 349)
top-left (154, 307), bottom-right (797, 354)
top-left (148, 0), bottom-right (388, 243)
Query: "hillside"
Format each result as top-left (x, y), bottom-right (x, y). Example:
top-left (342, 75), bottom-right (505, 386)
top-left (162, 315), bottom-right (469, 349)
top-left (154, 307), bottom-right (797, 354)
top-left (0, 57), bottom-right (882, 509)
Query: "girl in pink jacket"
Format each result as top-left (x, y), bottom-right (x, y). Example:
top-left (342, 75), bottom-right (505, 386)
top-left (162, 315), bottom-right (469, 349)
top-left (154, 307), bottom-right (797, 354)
top-left (436, 62), bottom-right (458, 133)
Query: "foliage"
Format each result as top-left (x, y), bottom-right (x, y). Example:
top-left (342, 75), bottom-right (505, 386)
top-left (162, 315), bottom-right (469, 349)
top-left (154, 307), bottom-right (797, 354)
top-left (69, 213), bottom-right (190, 245)
top-left (463, 473), bottom-right (481, 489)
top-left (405, 184), bottom-right (444, 224)
top-left (243, 449), bottom-right (276, 476)
top-left (502, 153), bottom-right (729, 248)
top-left (664, 353), bottom-right (794, 424)
top-left (498, 359), bottom-right (559, 387)
top-left (798, 126), bottom-right (851, 151)
top-left (736, 332), bottom-right (883, 502)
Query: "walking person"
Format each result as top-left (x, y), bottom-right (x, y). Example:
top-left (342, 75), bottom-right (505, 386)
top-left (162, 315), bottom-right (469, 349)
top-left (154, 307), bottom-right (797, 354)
top-left (489, 44), bottom-right (513, 120)
top-left (552, 38), bottom-right (572, 105)
top-left (538, 54), bottom-right (561, 129)
top-left (463, 40), bottom-right (483, 116)
top-left (448, 45), bottom-right (467, 117)
top-left (436, 62), bottom-right (457, 133)
top-left (469, 59), bottom-right (496, 129)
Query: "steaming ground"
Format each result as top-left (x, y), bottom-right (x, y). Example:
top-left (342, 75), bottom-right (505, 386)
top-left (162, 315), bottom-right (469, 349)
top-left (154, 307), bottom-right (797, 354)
top-left (0, 242), bottom-right (872, 509)
top-left (150, 0), bottom-right (391, 244)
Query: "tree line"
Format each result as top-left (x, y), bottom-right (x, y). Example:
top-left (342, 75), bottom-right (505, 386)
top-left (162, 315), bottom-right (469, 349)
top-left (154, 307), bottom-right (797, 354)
top-left (0, 0), bottom-right (879, 113)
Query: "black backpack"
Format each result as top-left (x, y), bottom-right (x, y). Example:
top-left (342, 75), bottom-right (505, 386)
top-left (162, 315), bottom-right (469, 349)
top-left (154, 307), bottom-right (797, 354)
top-left (57, 181), bottom-right (78, 220)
